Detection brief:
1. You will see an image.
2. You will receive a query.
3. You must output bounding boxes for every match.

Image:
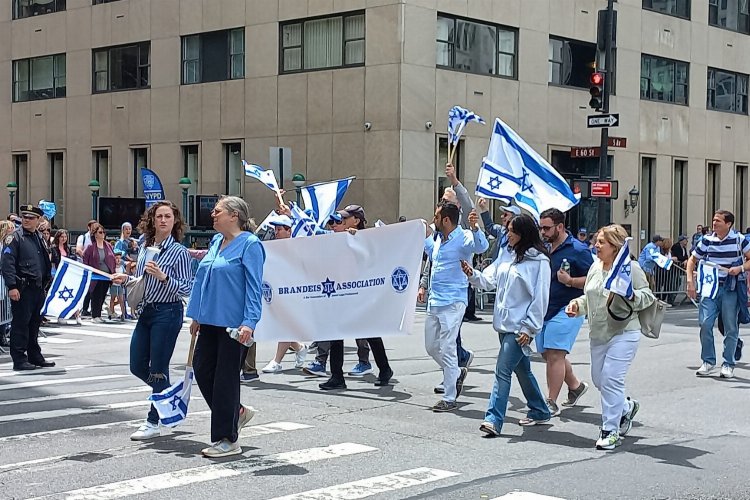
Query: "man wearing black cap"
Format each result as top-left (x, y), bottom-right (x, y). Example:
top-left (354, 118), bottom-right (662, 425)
top-left (1, 205), bottom-right (54, 370)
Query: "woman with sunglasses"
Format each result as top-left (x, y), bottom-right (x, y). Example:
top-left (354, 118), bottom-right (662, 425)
top-left (82, 223), bottom-right (116, 324)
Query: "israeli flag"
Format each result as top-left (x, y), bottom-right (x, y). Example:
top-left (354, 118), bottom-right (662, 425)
top-left (41, 257), bottom-right (92, 319)
top-left (243, 160), bottom-right (281, 193)
top-left (476, 118), bottom-right (580, 219)
top-left (148, 368), bottom-right (194, 427)
top-left (448, 105), bottom-right (485, 147)
top-left (651, 251), bottom-right (674, 270)
top-left (289, 202), bottom-right (319, 238)
top-left (697, 260), bottom-right (720, 300)
top-left (604, 237), bottom-right (634, 299)
top-left (38, 200), bottom-right (56, 220)
top-left (300, 177), bottom-right (353, 227)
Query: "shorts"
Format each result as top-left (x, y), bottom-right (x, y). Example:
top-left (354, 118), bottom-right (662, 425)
top-left (535, 307), bottom-right (585, 354)
top-left (109, 284), bottom-right (123, 296)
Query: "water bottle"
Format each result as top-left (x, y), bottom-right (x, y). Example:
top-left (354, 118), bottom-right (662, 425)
top-left (227, 327), bottom-right (255, 347)
top-left (521, 344), bottom-right (533, 357)
top-left (561, 258), bottom-right (571, 274)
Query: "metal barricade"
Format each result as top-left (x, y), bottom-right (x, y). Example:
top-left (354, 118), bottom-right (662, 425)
top-left (0, 275), bottom-right (11, 354)
top-left (652, 264), bottom-right (688, 306)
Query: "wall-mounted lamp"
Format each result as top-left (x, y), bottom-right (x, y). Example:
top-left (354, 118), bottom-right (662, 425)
top-left (623, 186), bottom-right (639, 217)
top-left (425, 121), bottom-right (433, 129)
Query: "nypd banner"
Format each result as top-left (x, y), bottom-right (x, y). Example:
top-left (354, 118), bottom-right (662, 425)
top-left (141, 167), bottom-right (165, 208)
top-left (254, 220), bottom-right (425, 342)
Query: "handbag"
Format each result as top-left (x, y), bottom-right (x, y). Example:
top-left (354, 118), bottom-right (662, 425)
top-left (124, 276), bottom-right (146, 308)
top-left (606, 293), bottom-right (666, 339)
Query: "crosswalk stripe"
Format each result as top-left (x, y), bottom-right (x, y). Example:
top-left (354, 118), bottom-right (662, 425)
top-left (0, 375), bottom-right (129, 391)
top-left (490, 493), bottom-right (565, 500)
top-left (0, 364), bottom-right (96, 378)
top-left (30, 442), bottom-right (379, 500)
top-left (267, 467), bottom-right (461, 500)
top-left (39, 338), bottom-right (82, 344)
top-left (0, 387), bottom-right (149, 407)
top-left (0, 400), bottom-right (152, 423)
top-left (41, 327), bottom-right (130, 339)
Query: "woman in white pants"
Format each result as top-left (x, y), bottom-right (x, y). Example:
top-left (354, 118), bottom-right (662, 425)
top-left (566, 224), bottom-right (655, 450)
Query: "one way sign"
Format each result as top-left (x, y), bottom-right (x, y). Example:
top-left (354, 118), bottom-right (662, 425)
top-left (587, 114), bottom-right (619, 128)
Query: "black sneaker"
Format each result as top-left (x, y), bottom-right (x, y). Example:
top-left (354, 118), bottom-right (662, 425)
top-left (374, 368), bottom-right (393, 386)
top-left (735, 338), bottom-right (744, 362)
top-left (455, 367), bottom-right (468, 398)
top-left (431, 400), bottom-right (457, 412)
top-left (319, 377), bottom-right (347, 391)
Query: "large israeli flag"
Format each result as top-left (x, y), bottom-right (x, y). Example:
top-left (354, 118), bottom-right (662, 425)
top-left (299, 177), bottom-right (353, 227)
top-left (243, 160), bottom-right (281, 193)
top-left (697, 260), bottom-right (720, 300)
top-left (651, 252), bottom-right (674, 271)
top-left (41, 257), bottom-right (92, 319)
top-left (604, 237), bottom-right (634, 298)
top-left (149, 368), bottom-right (193, 427)
top-left (448, 105), bottom-right (485, 147)
top-left (289, 202), bottom-right (320, 238)
top-left (476, 118), bottom-right (580, 219)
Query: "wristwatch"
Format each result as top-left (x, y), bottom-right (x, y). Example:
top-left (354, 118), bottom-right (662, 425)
top-left (160, 275), bottom-right (169, 284)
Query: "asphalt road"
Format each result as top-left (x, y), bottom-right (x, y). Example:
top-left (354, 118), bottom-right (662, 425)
top-left (0, 306), bottom-right (748, 500)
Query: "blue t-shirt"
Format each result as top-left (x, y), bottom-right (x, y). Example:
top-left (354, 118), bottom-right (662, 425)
top-left (545, 234), bottom-right (594, 321)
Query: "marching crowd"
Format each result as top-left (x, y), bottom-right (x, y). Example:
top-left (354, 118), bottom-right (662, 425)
top-left (2, 163), bottom-right (749, 456)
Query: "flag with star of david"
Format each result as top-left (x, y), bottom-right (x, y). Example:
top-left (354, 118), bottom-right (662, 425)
top-left (604, 237), bottom-right (634, 298)
top-left (697, 260), bottom-right (719, 300)
top-left (448, 105), bottom-right (485, 147)
top-left (149, 368), bottom-right (194, 427)
top-left (41, 257), bottom-right (92, 319)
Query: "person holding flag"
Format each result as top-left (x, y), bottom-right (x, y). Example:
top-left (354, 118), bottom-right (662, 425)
top-left (566, 225), bottom-right (655, 450)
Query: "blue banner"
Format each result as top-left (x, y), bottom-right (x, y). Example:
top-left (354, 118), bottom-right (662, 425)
top-left (141, 167), bottom-right (165, 208)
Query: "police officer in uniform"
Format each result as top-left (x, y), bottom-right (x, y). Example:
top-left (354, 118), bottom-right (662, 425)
top-left (1, 205), bottom-right (54, 371)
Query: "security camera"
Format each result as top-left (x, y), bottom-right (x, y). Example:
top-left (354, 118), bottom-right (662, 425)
top-left (364, 122), bottom-right (372, 131)
top-left (425, 121), bottom-right (433, 129)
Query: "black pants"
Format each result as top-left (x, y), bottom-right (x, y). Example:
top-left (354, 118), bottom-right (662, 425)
top-left (10, 285), bottom-right (45, 366)
top-left (464, 286), bottom-right (476, 318)
top-left (81, 292), bottom-right (91, 314)
top-left (315, 339), bottom-right (370, 366)
top-left (193, 324), bottom-right (244, 443)
top-left (329, 337), bottom-right (390, 380)
top-left (89, 281), bottom-right (111, 319)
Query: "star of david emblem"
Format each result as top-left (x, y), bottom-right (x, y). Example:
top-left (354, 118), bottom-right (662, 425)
top-left (520, 169), bottom-right (535, 194)
top-left (391, 267), bottom-right (409, 293)
top-left (620, 264), bottom-right (631, 277)
top-left (705, 275), bottom-right (714, 284)
top-left (321, 278), bottom-right (336, 298)
top-left (169, 395), bottom-right (182, 411)
top-left (488, 176), bottom-right (502, 191)
top-left (57, 286), bottom-right (75, 302)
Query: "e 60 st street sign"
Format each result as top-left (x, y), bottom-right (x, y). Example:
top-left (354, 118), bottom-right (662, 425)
top-left (587, 113), bottom-right (619, 128)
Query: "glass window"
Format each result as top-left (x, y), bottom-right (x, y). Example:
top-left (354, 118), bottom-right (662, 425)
top-left (640, 54), bottom-right (689, 104)
top-left (642, 0), bottom-right (690, 18)
top-left (548, 37), bottom-right (597, 89)
top-left (709, 0), bottom-right (750, 34)
top-left (13, 0), bottom-right (65, 19)
top-left (436, 14), bottom-right (516, 78)
top-left (181, 28), bottom-right (245, 84)
top-left (92, 42), bottom-right (150, 93)
top-left (13, 54), bottom-right (66, 102)
top-left (229, 29), bottom-right (245, 79)
top-left (706, 162), bottom-right (721, 221)
top-left (280, 12), bottom-right (365, 73)
top-left (673, 159), bottom-right (688, 237)
top-left (182, 36), bottom-right (200, 84)
top-left (707, 68), bottom-right (748, 114)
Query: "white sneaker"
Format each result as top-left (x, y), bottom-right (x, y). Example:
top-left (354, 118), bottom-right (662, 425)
top-left (57, 318), bottom-right (67, 325)
top-left (75, 317), bottom-right (82, 325)
top-left (294, 346), bottom-right (307, 368)
top-left (237, 405), bottom-right (257, 433)
top-left (130, 421), bottom-right (161, 441)
top-left (720, 365), bottom-right (735, 379)
top-left (696, 362), bottom-right (716, 377)
top-left (261, 361), bottom-right (283, 373)
top-left (596, 429), bottom-right (621, 450)
top-left (92, 317), bottom-right (105, 324)
top-left (201, 439), bottom-right (241, 458)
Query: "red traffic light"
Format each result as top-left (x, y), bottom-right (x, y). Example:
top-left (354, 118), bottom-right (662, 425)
top-left (590, 72), bottom-right (604, 86)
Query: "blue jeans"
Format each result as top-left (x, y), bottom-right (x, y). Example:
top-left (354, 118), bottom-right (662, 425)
top-left (129, 302), bottom-right (184, 424)
top-left (699, 281), bottom-right (740, 367)
top-left (485, 332), bottom-right (550, 431)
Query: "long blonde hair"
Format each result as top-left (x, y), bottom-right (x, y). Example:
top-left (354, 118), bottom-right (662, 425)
top-left (598, 224), bottom-right (629, 252)
top-left (0, 220), bottom-right (15, 241)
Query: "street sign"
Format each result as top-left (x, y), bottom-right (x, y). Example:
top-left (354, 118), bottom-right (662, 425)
top-left (587, 114), bottom-right (619, 128)
top-left (591, 180), bottom-right (619, 198)
top-left (608, 136), bottom-right (627, 148)
top-left (570, 146), bottom-right (601, 159)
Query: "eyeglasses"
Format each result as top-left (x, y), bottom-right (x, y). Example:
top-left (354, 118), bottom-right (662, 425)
top-left (539, 225), bottom-right (555, 231)
top-left (96, 230), bottom-right (105, 234)
top-left (21, 214), bottom-right (38, 221)
top-left (333, 220), bottom-right (344, 225)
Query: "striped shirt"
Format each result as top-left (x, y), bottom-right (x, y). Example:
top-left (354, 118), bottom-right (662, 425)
top-left (135, 235), bottom-right (193, 305)
top-left (692, 230), bottom-right (750, 278)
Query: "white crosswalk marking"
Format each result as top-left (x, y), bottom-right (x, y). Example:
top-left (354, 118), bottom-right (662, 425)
top-left (0, 400), bottom-right (151, 423)
top-left (0, 387), bottom-right (149, 406)
top-left (39, 337), bottom-right (82, 344)
top-left (490, 493), bottom-right (565, 500)
top-left (0, 374), bottom-right (129, 390)
top-left (41, 327), bottom-right (131, 339)
top-left (267, 467), bottom-right (461, 500)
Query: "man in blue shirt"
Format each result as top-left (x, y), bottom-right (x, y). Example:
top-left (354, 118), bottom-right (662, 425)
top-left (423, 201), bottom-right (488, 412)
top-left (537, 208), bottom-right (594, 417)
top-left (638, 234), bottom-right (663, 287)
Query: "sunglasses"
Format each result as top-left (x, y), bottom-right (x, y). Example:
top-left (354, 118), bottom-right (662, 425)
top-left (96, 230), bottom-right (105, 234)
top-left (21, 214), bottom-right (39, 220)
top-left (539, 225), bottom-right (556, 231)
top-left (333, 219), bottom-right (344, 225)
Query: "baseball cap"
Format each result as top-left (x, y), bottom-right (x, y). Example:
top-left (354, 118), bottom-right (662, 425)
top-left (269, 215), bottom-right (293, 228)
top-left (678, 234), bottom-right (688, 242)
top-left (328, 212), bottom-right (342, 224)
top-left (652, 234), bottom-right (664, 242)
top-left (578, 227), bottom-right (588, 235)
top-left (339, 204), bottom-right (367, 223)
top-left (500, 205), bottom-right (521, 216)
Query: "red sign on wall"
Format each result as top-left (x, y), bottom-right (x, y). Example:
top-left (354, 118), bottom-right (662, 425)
top-left (570, 147), bottom-right (601, 159)
top-left (591, 181), bottom-right (615, 198)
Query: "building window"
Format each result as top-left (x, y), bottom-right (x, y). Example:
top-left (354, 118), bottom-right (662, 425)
top-left (281, 12), bottom-right (365, 73)
top-left (736, 164), bottom-right (748, 230)
top-left (548, 37), bottom-right (597, 89)
top-left (93, 0), bottom-right (121, 4)
top-left (640, 157), bottom-right (656, 242)
top-left (93, 42), bottom-right (150, 93)
top-left (223, 143), bottom-right (243, 196)
top-left (49, 152), bottom-right (64, 225)
top-left (132, 147), bottom-right (148, 197)
top-left (709, 0), bottom-right (750, 35)
top-left (181, 28), bottom-right (245, 84)
top-left (642, 0), bottom-right (690, 18)
top-left (707, 68), bottom-right (748, 114)
top-left (436, 14), bottom-right (516, 78)
top-left (672, 159), bottom-right (688, 237)
top-left (13, 0), bottom-right (65, 19)
top-left (437, 137), bottom-right (462, 204)
top-left (706, 162), bottom-right (721, 221)
top-left (12, 154), bottom-right (28, 213)
top-left (12, 54), bottom-right (66, 103)
top-left (640, 54), bottom-right (689, 104)
top-left (182, 145), bottom-right (199, 195)
top-left (93, 150), bottom-right (110, 197)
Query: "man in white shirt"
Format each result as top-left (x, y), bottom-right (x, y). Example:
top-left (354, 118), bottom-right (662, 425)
top-left (75, 220), bottom-right (97, 316)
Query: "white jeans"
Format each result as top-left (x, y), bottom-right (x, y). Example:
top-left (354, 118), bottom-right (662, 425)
top-left (424, 303), bottom-right (466, 402)
top-left (590, 329), bottom-right (640, 432)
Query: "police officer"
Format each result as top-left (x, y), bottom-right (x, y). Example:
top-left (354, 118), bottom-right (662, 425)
top-left (1, 204), bottom-right (54, 371)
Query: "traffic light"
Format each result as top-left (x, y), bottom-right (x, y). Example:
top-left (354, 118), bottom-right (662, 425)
top-left (589, 72), bottom-right (604, 110)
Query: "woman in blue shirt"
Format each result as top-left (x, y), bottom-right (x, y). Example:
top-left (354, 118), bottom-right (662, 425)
top-left (187, 196), bottom-right (265, 458)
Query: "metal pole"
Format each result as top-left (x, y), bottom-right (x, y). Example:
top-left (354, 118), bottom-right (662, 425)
top-left (278, 149), bottom-right (285, 190)
top-left (182, 189), bottom-right (188, 221)
top-left (598, 0), bottom-right (614, 228)
top-left (9, 192), bottom-right (14, 214)
top-left (92, 192), bottom-right (98, 220)
top-left (296, 188), bottom-right (301, 206)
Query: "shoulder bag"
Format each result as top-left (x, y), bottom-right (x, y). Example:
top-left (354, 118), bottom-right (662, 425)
top-left (606, 293), bottom-right (666, 339)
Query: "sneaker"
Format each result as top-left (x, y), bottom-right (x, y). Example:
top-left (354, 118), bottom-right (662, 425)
top-left (735, 338), bottom-right (744, 362)
top-left (201, 439), bottom-right (241, 458)
top-left (479, 421), bottom-right (501, 437)
top-left (303, 362), bottom-right (327, 377)
top-left (518, 416), bottom-right (551, 426)
top-left (561, 381), bottom-right (589, 407)
top-left (596, 429), bottom-right (621, 450)
top-left (130, 421), bottom-right (161, 441)
top-left (720, 365), bottom-right (735, 379)
top-left (434, 382), bottom-right (444, 394)
top-left (75, 317), bottom-right (82, 325)
top-left (348, 362), bottom-right (373, 376)
top-left (240, 372), bottom-right (260, 383)
top-left (57, 318), bottom-right (68, 325)
top-left (432, 400), bottom-right (457, 412)
top-left (455, 367), bottom-right (468, 398)
top-left (307, 342), bottom-right (318, 354)
top-left (546, 398), bottom-right (561, 417)
top-left (619, 398), bottom-right (639, 436)
top-left (81, 311), bottom-right (92, 318)
top-left (294, 346), bottom-right (307, 368)
top-left (261, 361), bottom-right (283, 374)
top-left (459, 349), bottom-right (474, 368)
top-left (319, 377), bottom-right (347, 390)
top-left (92, 317), bottom-right (105, 324)
top-left (374, 367), bottom-right (393, 386)
top-left (696, 362), bottom-right (716, 377)
top-left (237, 405), bottom-right (257, 433)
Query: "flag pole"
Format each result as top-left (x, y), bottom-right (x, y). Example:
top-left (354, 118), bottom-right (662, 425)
top-left (186, 332), bottom-right (197, 368)
top-left (448, 121), bottom-right (466, 165)
top-left (60, 257), bottom-right (114, 280)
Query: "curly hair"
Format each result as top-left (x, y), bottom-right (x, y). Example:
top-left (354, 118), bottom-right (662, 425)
top-left (137, 201), bottom-right (185, 246)
top-left (0, 220), bottom-right (14, 241)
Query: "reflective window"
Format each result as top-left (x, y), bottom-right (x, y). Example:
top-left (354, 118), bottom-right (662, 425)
top-left (13, 0), bottom-right (65, 19)
top-left (436, 14), bottom-right (516, 78)
top-left (93, 42), bottom-right (150, 93)
top-left (13, 54), bottom-right (66, 102)
top-left (707, 68), bottom-right (748, 114)
top-left (640, 54), bottom-right (689, 104)
top-left (181, 29), bottom-right (245, 84)
top-left (548, 37), bottom-right (597, 89)
top-left (642, 0), bottom-right (690, 18)
top-left (709, 0), bottom-right (750, 34)
top-left (281, 12), bottom-right (365, 73)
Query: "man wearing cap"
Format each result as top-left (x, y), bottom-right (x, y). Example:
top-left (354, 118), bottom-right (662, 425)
top-left (638, 234), bottom-right (663, 289)
top-left (577, 228), bottom-right (588, 244)
top-left (1, 204), bottom-right (54, 371)
top-left (476, 198), bottom-right (520, 260)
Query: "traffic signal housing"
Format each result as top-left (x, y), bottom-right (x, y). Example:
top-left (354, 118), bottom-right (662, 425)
top-left (589, 72), bottom-right (604, 110)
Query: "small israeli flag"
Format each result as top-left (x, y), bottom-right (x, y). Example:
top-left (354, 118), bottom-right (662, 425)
top-left (651, 252), bottom-right (673, 270)
top-left (604, 237), bottom-right (634, 299)
top-left (289, 202), bottom-right (319, 238)
top-left (300, 177), bottom-right (353, 227)
top-left (149, 368), bottom-right (194, 427)
top-left (697, 260), bottom-right (720, 300)
top-left (41, 257), bottom-right (92, 319)
top-left (243, 160), bottom-right (281, 193)
top-left (448, 105), bottom-right (485, 147)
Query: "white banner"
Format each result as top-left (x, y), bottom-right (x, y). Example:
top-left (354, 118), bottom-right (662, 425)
top-left (254, 220), bottom-right (425, 342)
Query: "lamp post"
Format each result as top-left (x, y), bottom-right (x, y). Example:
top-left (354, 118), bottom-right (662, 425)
top-left (88, 180), bottom-right (100, 220)
top-left (623, 186), bottom-right (640, 218)
top-left (6, 181), bottom-right (18, 214)
top-left (292, 173), bottom-right (305, 206)
top-left (179, 177), bottom-right (192, 223)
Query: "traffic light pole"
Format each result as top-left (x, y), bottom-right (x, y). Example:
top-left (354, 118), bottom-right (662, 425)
top-left (597, 0), bottom-right (615, 228)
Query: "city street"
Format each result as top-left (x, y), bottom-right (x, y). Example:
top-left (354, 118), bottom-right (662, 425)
top-left (0, 306), bottom-right (748, 500)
